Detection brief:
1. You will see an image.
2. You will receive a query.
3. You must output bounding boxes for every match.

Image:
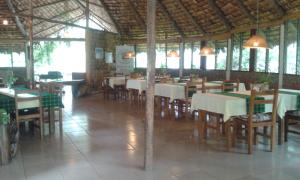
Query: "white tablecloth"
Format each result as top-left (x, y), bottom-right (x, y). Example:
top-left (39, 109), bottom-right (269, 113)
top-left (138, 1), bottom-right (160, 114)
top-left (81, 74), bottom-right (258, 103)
top-left (108, 77), bottom-right (126, 88)
top-left (126, 79), bottom-right (147, 94)
top-left (203, 81), bottom-right (246, 92)
top-left (155, 83), bottom-right (185, 102)
top-left (191, 89), bottom-right (300, 121)
top-left (0, 88), bottom-right (39, 109)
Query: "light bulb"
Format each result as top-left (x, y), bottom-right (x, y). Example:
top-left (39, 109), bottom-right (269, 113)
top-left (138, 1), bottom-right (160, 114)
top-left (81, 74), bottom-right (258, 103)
top-left (3, 19), bottom-right (8, 25)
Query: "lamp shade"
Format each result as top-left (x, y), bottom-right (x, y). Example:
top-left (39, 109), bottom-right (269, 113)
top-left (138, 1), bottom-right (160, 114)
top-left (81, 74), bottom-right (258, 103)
top-left (167, 50), bottom-right (179, 58)
top-left (2, 19), bottom-right (8, 25)
top-left (200, 46), bottom-right (214, 56)
top-left (123, 51), bottom-right (135, 59)
top-left (243, 35), bottom-right (268, 49)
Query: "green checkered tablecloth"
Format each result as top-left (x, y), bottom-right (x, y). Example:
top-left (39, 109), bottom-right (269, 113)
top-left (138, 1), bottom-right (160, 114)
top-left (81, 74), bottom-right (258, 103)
top-left (215, 92), bottom-right (265, 114)
top-left (279, 90), bottom-right (300, 110)
top-left (0, 92), bottom-right (63, 113)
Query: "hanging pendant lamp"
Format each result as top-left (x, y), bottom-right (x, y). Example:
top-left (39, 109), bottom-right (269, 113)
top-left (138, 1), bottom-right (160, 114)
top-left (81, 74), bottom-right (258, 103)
top-left (243, 0), bottom-right (268, 49)
top-left (123, 51), bottom-right (135, 59)
top-left (200, 46), bottom-right (215, 56)
top-left (167, 50), bottom-right (179, 58)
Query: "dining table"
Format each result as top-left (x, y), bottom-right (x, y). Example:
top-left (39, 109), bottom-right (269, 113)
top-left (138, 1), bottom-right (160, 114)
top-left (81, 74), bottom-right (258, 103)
top-left (0, 88), bottom-right (64, 134)
top-left (190, 88), bottom-right (300, 144)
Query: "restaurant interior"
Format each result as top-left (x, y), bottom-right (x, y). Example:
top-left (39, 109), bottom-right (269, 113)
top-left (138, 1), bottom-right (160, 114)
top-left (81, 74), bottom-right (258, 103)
top-left (1, 0), bottom-right (300, 179)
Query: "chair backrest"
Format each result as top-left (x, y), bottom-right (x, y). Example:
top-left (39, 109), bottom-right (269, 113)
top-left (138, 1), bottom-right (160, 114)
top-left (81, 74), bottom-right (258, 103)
top-left (248, 89), bottom-right (278, 125)
top-left (185, 80), bottom-right (205, 98)
top-left (39, 82), bottom-right (51, 92)
top-left (160, 77), bottom-right (173, 84)
top-left (222, 79), bottom-right (240, 92)
top-left (48, 82), bottom-right (64, 96)
top-left (194, 77), bottom-right (207, 93)
top-left (14, 89), bottom-right (42, 124)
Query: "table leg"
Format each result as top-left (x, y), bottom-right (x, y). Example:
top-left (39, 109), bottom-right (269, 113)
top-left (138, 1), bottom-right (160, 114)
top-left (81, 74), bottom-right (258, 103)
top-left (225, 121), bottom-right (232, 151)
top-left (278, 116), bottom-right (283, 145)
top-left (49, 107), bottom-right (55, 134)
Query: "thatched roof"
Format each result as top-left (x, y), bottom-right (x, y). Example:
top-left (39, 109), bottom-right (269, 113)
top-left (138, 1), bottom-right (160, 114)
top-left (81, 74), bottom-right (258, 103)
top-left (1, 0), bottom-right (300, 46)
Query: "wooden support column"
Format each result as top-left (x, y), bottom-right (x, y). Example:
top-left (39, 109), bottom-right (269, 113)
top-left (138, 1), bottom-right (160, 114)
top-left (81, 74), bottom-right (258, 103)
top-left (226, 37), bottom-right (232, 80)
top-left (249, 29), bottom-right (256, 72)
top-left (179, 42), bottom-right (184, 77)
top-left (27, 0), bottom-right (34, 84)
top-left (86, 0), bottom-right (89, 28)
top-left (200, 41), bottom-right (207, 71)
top-left (278, 23), bottom-right (285, 88)
top-left (144, 0), bottom-right (156, 171)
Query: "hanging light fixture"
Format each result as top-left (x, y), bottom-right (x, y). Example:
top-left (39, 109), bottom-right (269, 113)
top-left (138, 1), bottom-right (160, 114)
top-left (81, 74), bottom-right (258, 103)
top-left (200, 46), bottom-right (215, 56)
top-left (123, 51), bottom-right (135, 59)
top-left (243, 0), bottom-right (268, 49)
top-left (167, 50), bottom-right (179, 58)
top-left (2, 19), bottom-right (8, 25)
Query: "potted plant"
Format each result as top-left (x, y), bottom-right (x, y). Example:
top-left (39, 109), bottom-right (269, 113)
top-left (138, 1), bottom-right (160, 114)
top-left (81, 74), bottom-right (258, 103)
top-left (251, 73), bottom-right (273, 91)
top-left (3, 71), bottom-right (17, 89)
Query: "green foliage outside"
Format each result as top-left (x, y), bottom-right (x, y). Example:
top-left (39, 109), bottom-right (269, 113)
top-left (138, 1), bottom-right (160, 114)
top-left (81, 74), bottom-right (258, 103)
top-left (0, 109), bottom-right (10, 125)
top-left (33, 41), bottom-right (57, 65)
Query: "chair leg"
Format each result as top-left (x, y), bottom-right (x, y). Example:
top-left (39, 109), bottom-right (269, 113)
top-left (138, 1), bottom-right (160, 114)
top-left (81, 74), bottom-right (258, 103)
top-left (253, 127), bottom-right (257, 145)
top-left (284, 117), bottom-right (288, 142)
top-left (248, 127), bottom-right (253, 154)
top-left (270, 125), bottom-right (276, 152)
top-left (59, 108), bottom-right (63, 133)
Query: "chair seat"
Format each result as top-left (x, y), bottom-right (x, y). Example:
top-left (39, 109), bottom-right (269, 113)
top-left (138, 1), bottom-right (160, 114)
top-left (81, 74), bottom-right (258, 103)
top-left (234, 113), bottom-right (272, 122)
top-left (285, 110), bottom-right (300, 120)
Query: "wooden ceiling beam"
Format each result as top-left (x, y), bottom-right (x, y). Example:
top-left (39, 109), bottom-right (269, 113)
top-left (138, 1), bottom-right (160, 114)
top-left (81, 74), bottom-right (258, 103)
top-left (18, 0), bottom-right (69, 12)
top-left (33, 7), bottom-right (80, 26)
top-left (33, 14), bottom-right (83, 36)
top-left (174, 0), bottom-right (205, 35)
top-left (267, 0), bottom-right (285, 17)
top-left (126, 0), bottom-right (146, 31)
top-left (157, 0), bottom-right (185, 38)
top-left (207, 0), bottom-right (232, 30)
top-left (234, 0), bottom-right (256, 22)
top-left (97, 0), bottom-right (122, 35)
top-left (5, 0), bottom-right (27, 37)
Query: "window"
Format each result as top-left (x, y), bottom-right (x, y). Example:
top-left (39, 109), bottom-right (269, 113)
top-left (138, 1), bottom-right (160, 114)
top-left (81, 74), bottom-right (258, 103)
top-left (192, 42), bottom-right (200, 69)
top-left (206, 55), bottom-right (215, 70)
top-left (241, 32), bottom-right (250, 71)
top-left (267, 27), bottom-right (280, 73)
top-left (184, 43), bottom-right (192, 69)
top-left (256, 48), bottom-right (266, 72)
top-left (232, 34), bottom-right (240, 70)
top-left (136, 44), bottom-right (147, 68)
top-left (0, 52), bottom-right (12, 67)
top-left (215, 40), bottom-right (227, 70)
top-left (285, 20), bottom-right (297, 74)
top-left (166, 43), bottom-right (179, 69)
top-left (156, 44), bottom-right (166, 68)
top-left (12, 52), bottom-right (26, 67)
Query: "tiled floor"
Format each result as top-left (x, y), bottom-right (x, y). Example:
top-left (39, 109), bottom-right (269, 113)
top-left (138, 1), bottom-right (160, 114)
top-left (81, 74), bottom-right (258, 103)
top-left (1, 87), bottom-right (300, 180)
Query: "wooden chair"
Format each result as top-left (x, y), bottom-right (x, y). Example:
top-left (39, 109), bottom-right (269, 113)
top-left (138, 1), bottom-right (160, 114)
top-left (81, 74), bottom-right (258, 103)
top-left (15, 89), bottom-right (43, 138)
top-left (222, 79), bottom-right (240, 92)
top-left (284, 110), bottom-right (300, 142)
top-left (39, 82), bottom-right (64, 133)
top-left (230, 89), bottom-right (278, 154)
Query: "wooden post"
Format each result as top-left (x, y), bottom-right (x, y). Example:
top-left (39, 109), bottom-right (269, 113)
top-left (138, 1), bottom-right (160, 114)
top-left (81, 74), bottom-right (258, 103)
top-left (27, 0), bottom-right (34, 85)
top-left (200, 41), bottom-right (207, 71)
top-left (278, 23), bottom-right (285, 88)
top-left (249, 29), bottom-right (257, 72)
top-left (85, 0), bottom-right (89, 28)
top-left (179, 42), bottom-right (184, 77)
top-left (144, 0), bottom-right (156, 171)
top-left (226, 37), bottom-right (232, 80)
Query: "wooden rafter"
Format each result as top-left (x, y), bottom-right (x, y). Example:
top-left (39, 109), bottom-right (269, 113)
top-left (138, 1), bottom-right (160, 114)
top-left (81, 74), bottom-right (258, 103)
top-left (157, 0), bottom-right (185, 38)
top-left (33, 13), bottom-right (83, 36)
top-left (34, 7), bottom-right (80, 26)
top-left (18, 0), bottom-right (69, 12)
top-left (79, 0), bottom-right (102, 8)
top-left (174, 0), bottom-right (205, 34)
top-left (97, 0), bottom-right (122, 35)
top-left (73, 0), bottom-right (114, 29)
top-left (207, 0), bottom-right (232, 30)
top-left (5, 0), bottom-right (27, 37)
top-left (127, 0), bottom-right (146, 31)
top-left (268, 0), bottom-right (285, 17)
top-left (234, 0), bottom-right (256, 22)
